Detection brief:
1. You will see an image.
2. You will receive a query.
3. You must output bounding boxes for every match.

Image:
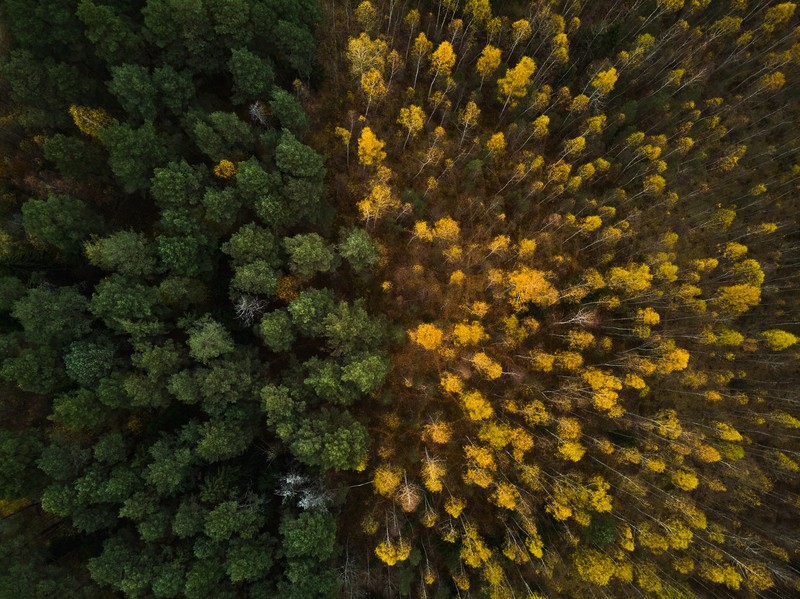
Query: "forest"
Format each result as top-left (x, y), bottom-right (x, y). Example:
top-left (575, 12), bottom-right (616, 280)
top-left (0, 1), bottom-right (798, 598)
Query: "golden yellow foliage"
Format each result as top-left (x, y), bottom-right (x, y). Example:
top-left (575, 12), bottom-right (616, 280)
top-left (588, 476), bottom-right (613, 512)
top-left (557, 417), bottom-right (581, 439)
top-left (491, 483), bottom-right (519, 510)
top-left (591, 68), bottom-right (618, 94)
top-left (444, 496), bottom-right (466, 518)
top-left (375, 538), bottom-right (412, 566)
top-left (357, 127), bottom-right (386, 166)
top-left (507, 268), bottom-right (558, 310)
top-left (461, 524), bottom-right (492, 567)
top-left (486, 132), bottom-right (506, 154)
top-left (762, 329), bottom-right (798, 351)
top-left (476, 45), bottom-right (502, 81)
top-left (699, 562), bottom-right (743, 590)
top-left (213, 159), bottom-right (237, 179)
top-left (464, 444), bottom-right (496, 470)
top-left (358, 181), bottom-right (400, 222)
top-left (397, 104), bottom-right (425, 140)
top-left (759, 71), bottom-right (786, 91)
top-left (464, 467), bottom-right (493, 488)
top-left (674, 557), bottom-right (695, 574)
top-left (69, 105), bottom-right (113, 137)
top-left (530, 116), bottom-right (550, 141)
top-left (478, 422), bottom-right (513, 450)
top-left (373, 464), bottom-right (402, 497)
top-left (672, 469), bottom-right (699, 491)
top-left (546, 499), bottom-right (572, 521)
top-left (620, 525), bottom-right (635, 551)
top-left (346, 32), bottom-right (388, 76)
top-left (452, 572), bottom-right (470, 590)
top-left (421, 456), bottom-right (447, 492)
top-left (472, 352), bottom-right (502, 379)
top-left (585, 115), bottom-right (606, 134)
top-left (606, 263), bottom-right (652, 295)
top-left (696, 444), bottom-right (722, 462)
top-left (460, 390), bottom-right (494, 420)
top-left (360, 68), bottom-right (387, 110)
top-left (573, 548), bottom-right (615, 586)
top-left (409, 323), bottom-right (444, 350)
top-left (636, 307), bottom-right (660, 325)
top-left (423, 420), bottom-right (452, 446)
top-left (497, 56), bottom-right (536, 110)
top-left (502, 534), bottom-right (530, 564)
top-left (558, 441), bottom-right (586, 462)
top-left (454, 321), bottom-right (488, 346)
top-left (432, 216), bottom-right (460, 241)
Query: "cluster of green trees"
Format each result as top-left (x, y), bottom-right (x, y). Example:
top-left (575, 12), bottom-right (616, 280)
top-left (0, 1), bottom-right (389, 597)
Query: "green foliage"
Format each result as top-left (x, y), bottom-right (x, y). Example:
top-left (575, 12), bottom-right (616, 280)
top-left (42, 133), bottom-right (103, 180)
top-left (92, 432), bottom-right (127, 465)
top-left (303, 358), bottom-right (358, 405)
top-left (1, 347), bottom-right (65, 394)
top-left (132, 340), bottom-right (183, 382)
top-left (277, 560), bottom-right (339, 599)
top-left (187, 317), bottom-right (234, 364)
top-left (37, 439), bottom-right (89, 482)
top-left (280, 511), bottom-right (336, 559)
top-left (222, 223), bottom-right (278, 267)
top-left (341, 352), bottom-right (390, 394)
top-left (89, 275), bottom-right (159, 332)
top-left (123, 373), bottom-right (170, 409)
top-left (172, 498), bottom-right (206, 539)
top-left (284, 233), bottom-right (337, 279)
top-left (275, 129), bottom-right (325, 180)
top-left (11, 286), bottom-right (92, 346)
top-left (63, 339), bottom-right (116, 386)
top-left (269, 87), bottom-right (308, 135)
top-left (0, 1), bottom-right (387, 596)
top-left (196, 409), bottom-right (257, 462)
top-left (287, 288), bottom-right (336, 336)
top-left (84, 230), bottom-right (158, 278)
top-left (201, 188), bottom-right (241, 230)
top-left (192, 112), bottom-right (254, 162)
top-left (0, 278), bottom-right (25, 312)
top-left (322, 300), bottom-right (385, 356)
top-left (50, 389), bottom-right (107, 432)
top-left (234, 157), bottom-right (276, 205)
top-left (226, 536), bottom-right (273, 582)
top-left (204, 499), bottom-right (263, 542)
top-left (22, 194), bottom-right (104, 254)
top-left (231, 261), bottom-right (279, 296)
top-left (258, 310), bottom-right (296, 353)
top-left (0, 430), bottom-right (43, 498)
top-left (100, 122), bottom-right (170, 192)
top-left (157, 233), bottom-right (214, 278)
top-left (262, 382), bottom-right (369, 470)
top-left (152, 65), bottom-right (196, 116)
top-left (158, 276), bottom-right (208, 309)
top-left (144, 437), bottom-right (194, 496)
top-left (108, 64), bottom-right (158, 123)
top-left (272, 19), bottom-right (318, 77)
top-left (76, 0), bottom-right (144, 66)
top-left (229, 48), bottom-right (274, 104)
top-left (338, 227), bottom-right (379, 274)
top-left (150, 161), bottom-right (206, 208)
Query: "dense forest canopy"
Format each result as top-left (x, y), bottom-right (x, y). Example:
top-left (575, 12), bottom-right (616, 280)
top-left (0, 1), bottom-right (798, 598)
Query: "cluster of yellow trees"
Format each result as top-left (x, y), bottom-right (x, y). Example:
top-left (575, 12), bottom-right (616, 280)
top-left (324, 1), bottom-right (800, 597)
